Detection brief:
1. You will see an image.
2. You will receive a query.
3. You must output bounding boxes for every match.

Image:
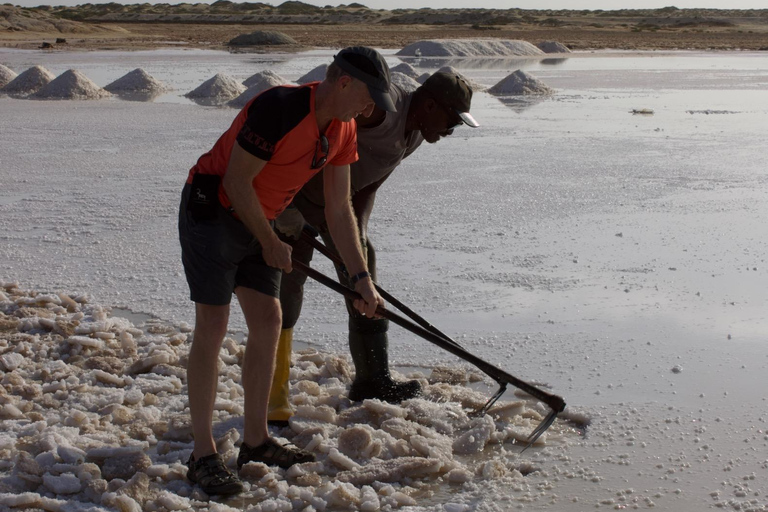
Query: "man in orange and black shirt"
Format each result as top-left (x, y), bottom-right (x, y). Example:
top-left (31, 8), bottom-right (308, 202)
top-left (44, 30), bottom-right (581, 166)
top-left (178, 47), bottom-right (393, 496)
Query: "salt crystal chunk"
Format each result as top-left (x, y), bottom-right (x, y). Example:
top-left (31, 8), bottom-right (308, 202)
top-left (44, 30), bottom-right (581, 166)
top-left (0, 352), bottom-right (23, 371)
top-left (487, 400), bottom-right (526, 421)
top-left (337, 457), bottom-right (443, 486)
top-left (1, 403), bottom-right (24, 419)
top-left (127, 352), bottom-right (173, 375)
top-left (410, 434), bottom-right (453, 459)
top-left (67, 335), bottom-right (104, 349)
top-left (102, 492), bottom-right (142, 512)
top-left (295, 380), bottom-right (321, 396)
top-left (338, 426), bottom-right (373, 458)
top-left (363, 399), bottom-right (407, 418)
top-left (328, 448), bottom-right (360, 470)
top-left (43, 472), bottom-right (82, 494)
top-left (214, 399), bottom-right (243, 415)
top-left (35, 450), bottom-right (58, 469)
top-left (453, 417), bottom-right (494, 455)
top-left (57, 445), bottom-right (86, 465)
top-left (0, 491), bottom-right (43, 507)
top-left (325, 482), bottom-right (361, 509)
top-left (360, 485), bottom-right (381, 511)
top-left (304, 433), bottom-right (324, 453)
top-left (479, 459), bottom-right (508, 478)
top-left (0, 435), bottom-right (15, 451)
top-left (57, 293), bottom-right (79, 312)
top-left (446, 467), bottom-right (472, 484)
top-left (133, 374), bottom-right (181, 394)
top-left (101, 452), bottom-right (151, 481)
top-left (155, 490), bottom-right (192, 510)
top-left (123, 388), bottom-right (144, 405)
top-left (92, 370), bottom-right (125, 387)
top-left (38, 317), bottom-right (56, 331)
top-left (444, 503), bottom-right (471, 512)
top-left (295, 404), bottom-right (337, 424)
top-left (391, 491), bottom-right (417, 506)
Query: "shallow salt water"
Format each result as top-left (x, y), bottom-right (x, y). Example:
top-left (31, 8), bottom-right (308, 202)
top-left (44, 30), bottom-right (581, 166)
top-left (1, 48), bottom-right (767, 511)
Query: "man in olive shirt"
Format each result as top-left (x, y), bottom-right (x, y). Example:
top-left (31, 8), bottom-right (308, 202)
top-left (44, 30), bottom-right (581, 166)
top-left (269, 72), bottom-right (479, 424)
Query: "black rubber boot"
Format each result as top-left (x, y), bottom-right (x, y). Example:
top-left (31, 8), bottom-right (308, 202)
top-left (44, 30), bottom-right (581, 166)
top-left (347, 317), bottom-right (421, 403)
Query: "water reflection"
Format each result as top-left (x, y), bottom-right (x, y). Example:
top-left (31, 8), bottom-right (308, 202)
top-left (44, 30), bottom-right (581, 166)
top-left (541, 58), bottom-right (569, 66)
top-left (112, 90), bottom-right (164, 102)
top-left (186, 97), bottom-right (235, 107)
top-left (495, 95), bottom-right (550, 113)
top-left (397, 56), bottom-right (543, 71)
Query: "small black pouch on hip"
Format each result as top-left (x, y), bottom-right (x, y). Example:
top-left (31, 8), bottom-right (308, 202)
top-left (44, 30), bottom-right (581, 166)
top-left (188, 173), bottom-right (221, 222)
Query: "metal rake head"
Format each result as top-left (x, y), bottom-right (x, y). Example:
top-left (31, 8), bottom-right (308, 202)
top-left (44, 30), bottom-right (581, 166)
top-left (520, 409), bottom-right (559, 452)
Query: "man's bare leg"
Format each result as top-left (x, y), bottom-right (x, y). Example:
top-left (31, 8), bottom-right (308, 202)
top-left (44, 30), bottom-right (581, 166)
top-left (189, 302), bottom-right (230, 460)
top-left (236, 286), bottom-right (282, 448)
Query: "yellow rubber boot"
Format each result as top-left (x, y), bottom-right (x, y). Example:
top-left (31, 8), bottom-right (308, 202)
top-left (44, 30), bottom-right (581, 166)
top-left (268, 328), bottom-right (293, 424)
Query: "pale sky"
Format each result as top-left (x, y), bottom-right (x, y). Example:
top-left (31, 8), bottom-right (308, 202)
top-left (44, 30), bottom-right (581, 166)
top-left (12, 0), bottom-right (766, 9)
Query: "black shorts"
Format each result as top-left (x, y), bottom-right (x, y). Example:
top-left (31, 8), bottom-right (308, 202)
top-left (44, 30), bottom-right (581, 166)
top-left (178, 183), bottom-right (281, 305)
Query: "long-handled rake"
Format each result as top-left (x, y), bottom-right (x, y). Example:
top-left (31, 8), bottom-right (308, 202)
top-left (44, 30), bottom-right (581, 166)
top-left (291, 230), bottom-right (566, 449)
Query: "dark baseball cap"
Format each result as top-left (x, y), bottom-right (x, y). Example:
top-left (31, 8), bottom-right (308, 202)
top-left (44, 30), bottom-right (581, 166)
top-left (333, 46), bottom-right (396, 113)
top-left (420, 72), bottom-right (480, 128)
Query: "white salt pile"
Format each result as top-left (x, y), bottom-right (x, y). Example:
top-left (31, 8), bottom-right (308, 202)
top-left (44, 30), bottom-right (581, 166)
top-left (390, 71), bottom-right (420, 93)
top-left (488, 70), bottom-right (555, 96)
top-left (537, 41), bottom-right (571, 54)
top-left (297, 64), bottom-right (328, 84)
top-left (390, 62), bottom-right (420, 80)
top-left (185, 73), bottom-right (245, 103)
top-left (104, 68), bottom-right (169, 94)
top-left (242, 69), bottom-right (287, 89)
top-left (416, 72), bottom-right (430, 85)
top-left (2, 65), bottom-right (55, 97)
top-left (31, 69), bottom-right (110, 100)
top-left (397, 39), bottom-right (544, 58)
top-left (230, 70), bottom-right (288, 109)
top-left (0, 64), bottom-right (17, 89)
top-left (436, 66), bottom-right (487, 92)
top-left (0, 282), bottom-right (579, 511)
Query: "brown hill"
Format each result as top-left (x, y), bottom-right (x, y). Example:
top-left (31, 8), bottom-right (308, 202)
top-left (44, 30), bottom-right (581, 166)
top-left (1, 5), bottom-right (127, 34)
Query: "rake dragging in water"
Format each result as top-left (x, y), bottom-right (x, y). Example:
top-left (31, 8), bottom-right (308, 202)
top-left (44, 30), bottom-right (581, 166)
top-left (291, 229), bottom-right (566, 449)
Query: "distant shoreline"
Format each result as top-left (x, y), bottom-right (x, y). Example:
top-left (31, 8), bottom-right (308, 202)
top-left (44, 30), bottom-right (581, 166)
top-left (2, 3), bottom-right (767, 52)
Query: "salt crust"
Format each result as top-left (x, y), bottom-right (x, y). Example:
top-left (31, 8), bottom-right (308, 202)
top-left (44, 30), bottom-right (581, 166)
top-left (397, 39), bottom-right (544, 57)
top-left (488, 69), bottom-right (555, 96)
top-left (296, 64), bottom-right (328, 84)
top-left (2, 65), bottom-right (55, 96)
top-left (0, 63), bottom-right (17, 89)
top-left (185, 73), bottom-right (245, 100)
top-left (104, 68), bottom-right (169, 94)
top-left (229, 70), bottom-right (289, 109)
top-left (0, 283), bottom-right (580, 511)
top-left (32, 69), bottom-right (111, 100)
